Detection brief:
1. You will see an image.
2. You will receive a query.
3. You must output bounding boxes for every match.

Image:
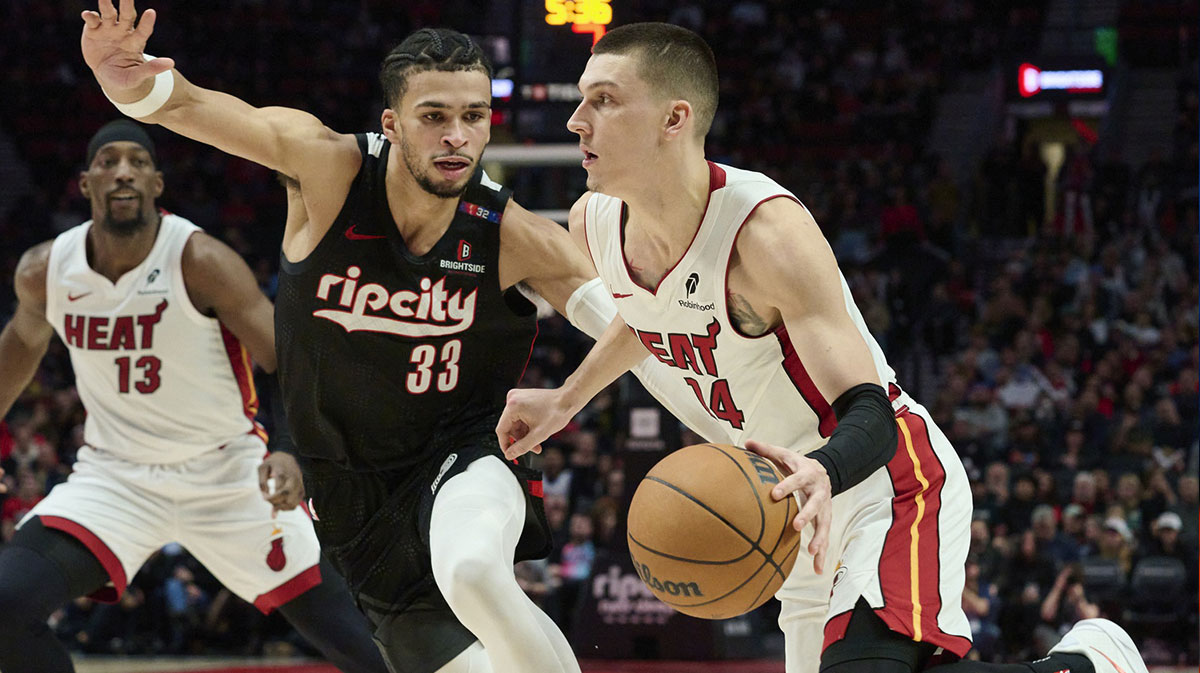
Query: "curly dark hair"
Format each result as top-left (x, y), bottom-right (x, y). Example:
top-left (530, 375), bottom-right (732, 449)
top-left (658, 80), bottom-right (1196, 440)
top-left (379, 28), bottom-right (492, 108)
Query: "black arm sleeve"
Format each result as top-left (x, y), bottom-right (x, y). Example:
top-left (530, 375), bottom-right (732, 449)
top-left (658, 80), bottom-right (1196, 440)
top-left (806, 383), bottom-right (897, 497)
top-left (261, 371), bottom-right (296, 455)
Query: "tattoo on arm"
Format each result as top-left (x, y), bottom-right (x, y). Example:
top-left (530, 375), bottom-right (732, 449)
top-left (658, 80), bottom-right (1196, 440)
top-left (728, 292), bottom-right (770, 336)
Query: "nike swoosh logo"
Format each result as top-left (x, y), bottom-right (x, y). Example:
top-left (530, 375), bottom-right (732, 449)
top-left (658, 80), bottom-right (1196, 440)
top-left (344, 225), bottom-right (386, 241)
top-left (67, 292), bottom-right (92, 302)
top-left (1090, 646), bottom-right (1128, 673)
top-left (612, 292), bottom-right (633, 299)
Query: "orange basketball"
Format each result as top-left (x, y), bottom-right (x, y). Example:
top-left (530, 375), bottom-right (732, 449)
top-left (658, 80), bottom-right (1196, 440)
top-left (626, 443), bottom-right (802, 619)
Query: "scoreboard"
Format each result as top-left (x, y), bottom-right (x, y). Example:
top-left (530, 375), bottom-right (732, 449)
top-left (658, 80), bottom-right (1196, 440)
top-left (498, 1), bottom-right (616, 140)
top-left (544, 0), bottom-right (613, 44)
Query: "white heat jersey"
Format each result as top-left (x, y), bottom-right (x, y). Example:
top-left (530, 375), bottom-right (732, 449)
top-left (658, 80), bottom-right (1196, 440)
top-left (45, 215), bottom-right (265, 464)
top-left (585, 162), bottom-right (899, 453)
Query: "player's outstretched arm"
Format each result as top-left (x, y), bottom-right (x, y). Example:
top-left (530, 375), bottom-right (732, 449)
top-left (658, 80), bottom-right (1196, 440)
top-left (499, 194), bottom-right (729, 444)
top-left (497, 311), bottom-right (647, 460)
top-left (496, 193), bottom-right (653, 459)
top-left (0, 243), bottom-right (56, 420)
top-left (497, 198), bottom-right (598, 315)
top-left (180, 232), bottom-right (275, 372)
top-left (81, 0), bottom-right (357, 186)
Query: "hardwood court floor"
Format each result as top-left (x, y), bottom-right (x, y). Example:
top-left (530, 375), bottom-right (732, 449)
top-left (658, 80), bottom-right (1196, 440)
top-left (70, 658), bottom-right (788, 673)
top-left (70, 657), bottom-right (1194, 673)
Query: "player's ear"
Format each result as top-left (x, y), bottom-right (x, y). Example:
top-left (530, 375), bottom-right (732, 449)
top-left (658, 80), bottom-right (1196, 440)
top-left (79, 172), bottom-right (91, 199)
top-left (152, 171), bottom-right (164, 199)
top-left (381, 108), bottom-right (400, 144)
top-left (664, 100), bottom-right (693, 140)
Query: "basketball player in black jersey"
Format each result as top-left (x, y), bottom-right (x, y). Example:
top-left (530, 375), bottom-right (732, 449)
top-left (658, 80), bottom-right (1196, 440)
top-left (79, 2), bottom-right (628, 671)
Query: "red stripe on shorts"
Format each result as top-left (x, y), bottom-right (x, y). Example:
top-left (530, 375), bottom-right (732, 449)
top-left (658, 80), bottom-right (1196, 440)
top-left (822, 609), bottom-right (854, 651)
top-left (38, 515), bottom-right (127, 604)
top-left (875, 411), bottom-right (971, 657)
top-left (253, 563), bottom-right (322, 614)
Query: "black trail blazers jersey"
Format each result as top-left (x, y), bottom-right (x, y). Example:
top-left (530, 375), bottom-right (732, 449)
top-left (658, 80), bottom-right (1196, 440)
top-left (276, 133), bottom-right (537, 471)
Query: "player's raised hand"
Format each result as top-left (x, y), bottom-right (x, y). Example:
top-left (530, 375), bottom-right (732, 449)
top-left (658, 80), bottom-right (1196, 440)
top-left (496, 388), bottom-right (576, 460)
top-left (744, 439), bottom-right (833, 575)
top-left (81, 0), bottom-right (174, 95)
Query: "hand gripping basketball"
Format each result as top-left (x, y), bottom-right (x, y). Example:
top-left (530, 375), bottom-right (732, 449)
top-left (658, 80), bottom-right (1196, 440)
top-left (744, 439), bottom-right (832, 575)
top-left (627, 443), bottom-right (802, 619)
top-left (81, 0), bottom-right (175, 96)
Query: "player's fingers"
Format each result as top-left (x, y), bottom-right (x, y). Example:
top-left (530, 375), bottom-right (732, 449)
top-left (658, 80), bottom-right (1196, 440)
top-left (278, 472), bottom-right (301, 496)
top-left (139, 57), bottom-right (175, 76)
top-left (808, 504), bottom-right (831, 574)
top-left (257, 463), bottom-right (271, 494)
top-left (503, 437), bottom-right (529, 461)
top-left (118, 0), bottom-right (137, 27)
top-left (771, 470), bottom-right (812, 501)
top-left (98, 0), bottom-right (118, 22)
top-left (82, 10), bottom-right (102, 29)
top-left (494, 406), bottom-right (519, 449)
top-left (743, 439), bottom-right (791, 465)
top-left (792, 486), bottom-right (824, 531)
top-left (134, 8), bottom-right (157, 39)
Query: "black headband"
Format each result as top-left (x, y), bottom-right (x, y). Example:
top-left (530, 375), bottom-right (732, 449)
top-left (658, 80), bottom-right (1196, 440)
top-left (86, 120), bottom-right (158, 167)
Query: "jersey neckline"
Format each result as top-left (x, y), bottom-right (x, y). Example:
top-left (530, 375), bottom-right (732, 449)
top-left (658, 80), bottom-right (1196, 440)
top-left (617, 161), bottom-right (727, 297)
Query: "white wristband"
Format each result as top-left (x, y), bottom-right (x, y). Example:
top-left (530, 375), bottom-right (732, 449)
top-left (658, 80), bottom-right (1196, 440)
top-left (102, 53), bottom-right (174, 118)
top-left (565, 277), bottom-right (616, 339)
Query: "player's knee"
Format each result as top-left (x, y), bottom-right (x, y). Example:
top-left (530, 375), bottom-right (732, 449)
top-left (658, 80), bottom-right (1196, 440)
top-left (437, 552), bottom-right (504, 608)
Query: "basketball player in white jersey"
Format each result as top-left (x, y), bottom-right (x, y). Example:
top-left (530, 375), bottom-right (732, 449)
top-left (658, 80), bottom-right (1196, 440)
top-left (0, 120), bottom-right (387, 673)
top-left (497, 23), bottom-right (1147, 673)
top-left (77, 4), bottom-right (718, 673)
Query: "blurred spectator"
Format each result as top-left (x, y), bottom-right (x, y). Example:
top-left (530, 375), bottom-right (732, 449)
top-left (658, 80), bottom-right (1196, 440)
top-left (1037, 565), bottom-right (1100, 652)
top-left (962, 559), bottom-right (1002, 662)
top-left (1, 469), bottom-right (45, 541)
top-left (1096, 517), bottom-right (1135, 577)
top-left (550, 512), bottom-right (596, 638)
top-left (1031, 504), bottom-right (1079, 565)
top-left (164, 565), bottom-right (210, 654)
top-left (540, 445), bottom-right (573, 501)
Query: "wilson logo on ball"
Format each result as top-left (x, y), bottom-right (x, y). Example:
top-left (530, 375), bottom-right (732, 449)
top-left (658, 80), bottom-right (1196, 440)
top-left (634, 561), bottom-right (704, 598)
top-left (746, 453), bottom-right (781, 486)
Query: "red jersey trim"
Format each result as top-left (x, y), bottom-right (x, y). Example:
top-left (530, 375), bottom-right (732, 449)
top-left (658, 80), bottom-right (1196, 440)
top-left (582, 193), bottom-right (597, 271)
top-left (219, 323), bottom-right (268, 445)
top-left (38, 515), bottom-right (127, 604)
top-left (617, 161), bottom-right (727, 297)
top-left (721, 194), bottom-right (802, 341)
top-left (707, 160), bottom-right (727, 190)
top-left (252, 563), bottom-right (322, 614)
top-left (516, 321), bottom-right (540, 386)
top-left (822, 608), bottom-right (855, 651)
top-left (775, 324), bottom-right (837, 438)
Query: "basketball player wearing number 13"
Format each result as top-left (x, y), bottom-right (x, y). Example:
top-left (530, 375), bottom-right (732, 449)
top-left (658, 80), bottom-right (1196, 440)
top-left (498, 23), bottom-right (1148, 673)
